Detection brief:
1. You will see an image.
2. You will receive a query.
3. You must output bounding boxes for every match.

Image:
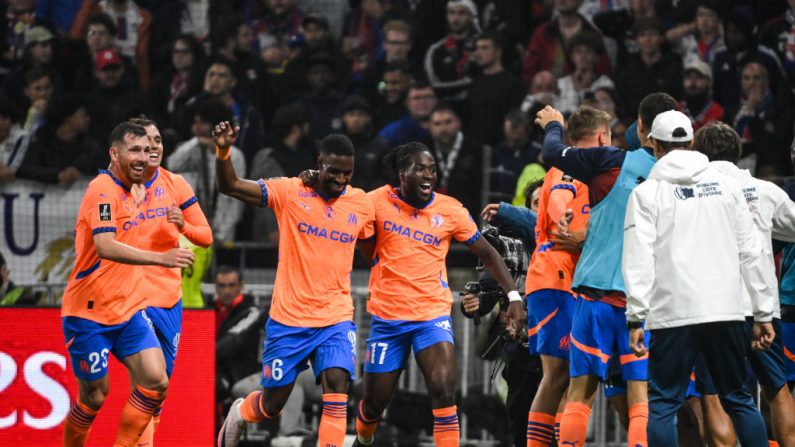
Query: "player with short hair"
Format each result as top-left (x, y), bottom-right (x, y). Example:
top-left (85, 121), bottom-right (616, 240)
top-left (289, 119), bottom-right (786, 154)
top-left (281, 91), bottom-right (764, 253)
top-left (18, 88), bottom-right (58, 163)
top-left (214, 122), bottom-right (375, 447)
top-left (536, 93), bottom-right (679, 447)
top-left (126, 116), bottom-right (213, 447)
top-left (524, 107), bottom-right (603, 447)
top-left (61, 122), bottom-right (195, 447)
top-left (352, 142), bottom-right (525, 447)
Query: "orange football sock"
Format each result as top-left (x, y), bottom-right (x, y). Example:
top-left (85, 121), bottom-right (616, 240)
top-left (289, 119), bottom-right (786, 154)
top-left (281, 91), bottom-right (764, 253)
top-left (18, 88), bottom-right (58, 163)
top-left (555, 412), bottom-right (564, 441)
top-left (63, 399), bottom-right (98, 447)
top-left (628, 403), bottom-right (648, 447)
top-left (114, 385), bottom-right (165, 447)
top-left (239, 391), bottom-right (276, 422)
top-left (356, 400), bottom-right (382, 443)
top-left (559, 402), bottom-right (591, 447)
top-left (527, 411), bottom-right (555, 446)
top-left (318, 393), bottom-right (348, 447)
top-left (432, 405), bottom-right (459, 446)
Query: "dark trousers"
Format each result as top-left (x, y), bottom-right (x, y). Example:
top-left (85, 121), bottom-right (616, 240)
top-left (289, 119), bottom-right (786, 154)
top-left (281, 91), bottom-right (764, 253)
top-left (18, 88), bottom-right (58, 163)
top-left (648, 321), bottom-right (767, 447)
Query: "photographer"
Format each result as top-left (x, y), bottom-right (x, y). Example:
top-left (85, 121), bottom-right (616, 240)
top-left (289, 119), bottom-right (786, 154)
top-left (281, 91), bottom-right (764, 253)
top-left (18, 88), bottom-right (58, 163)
top-left (460, 221), bottom-right (542, 447)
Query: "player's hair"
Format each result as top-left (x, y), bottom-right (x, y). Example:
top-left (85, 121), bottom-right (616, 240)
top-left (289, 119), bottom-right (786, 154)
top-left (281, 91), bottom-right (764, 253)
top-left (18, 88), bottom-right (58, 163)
top-left (87, 13), bottom-right (117, 36)
top-left (318, 134), bottom-right (355, 157)
top-left (523, 179), bottom-right (544, 209)
top-left (128, 115), bottom-right (156, 128)
top-left (567, 106), bottom-right (611, 143)
top-left (638, 93), bottom-right (677, 137)
top-left (383, 142), bottom-right (432, 178)
top-left (694, 121), bottom-right (741, 163)
top-left (109, 121), bottom-right (147, 148)
top-left (216, 265), bottom-right (243, 282)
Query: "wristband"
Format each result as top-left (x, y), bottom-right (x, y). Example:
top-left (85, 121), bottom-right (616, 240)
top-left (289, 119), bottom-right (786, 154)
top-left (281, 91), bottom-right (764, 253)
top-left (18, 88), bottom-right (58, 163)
top-left (627, 321), bottom-right (643, 330)
top-left (507, 290), bottom-right (523, 303)
top-left (215, 146), bottom-right (231, 160)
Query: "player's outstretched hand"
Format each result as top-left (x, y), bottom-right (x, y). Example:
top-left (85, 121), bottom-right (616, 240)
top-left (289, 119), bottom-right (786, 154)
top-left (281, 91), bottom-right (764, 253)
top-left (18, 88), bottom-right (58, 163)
top-left (168, 203), bottom-right (184, 231)
top-left (629, 327), bottom-right (647, 356)
top-left (159, 248), bottom-right (195, 268)
top-left (534, 105), bottom-right (564, 130)
top-left (506, 300), bottom-right (526, 338)
top-left (480, 203), bottom-right (500, 222)
top-left (752, 322), bottom-right (775, 351)
top-left (212, 121), bottom-right (239, 149)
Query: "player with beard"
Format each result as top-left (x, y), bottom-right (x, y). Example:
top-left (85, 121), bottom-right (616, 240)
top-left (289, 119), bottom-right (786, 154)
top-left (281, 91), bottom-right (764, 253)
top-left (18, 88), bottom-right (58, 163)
top-left (214, 121), bottom-right (375, 447)
top-left (61, 122), bottom-right (195, 447)
top-left (351, 142), bottom-right (525, 447)
top-left (126, 117), bottom-right (213, 447)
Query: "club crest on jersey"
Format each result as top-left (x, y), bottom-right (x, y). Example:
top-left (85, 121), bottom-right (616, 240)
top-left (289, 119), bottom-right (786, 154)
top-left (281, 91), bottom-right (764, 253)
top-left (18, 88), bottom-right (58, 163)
top-left (99, 203), bottom-right (112, 221)
top-left (347, 213), bottom-right (358, 225)
top-left (299, 202), bottom-right (310, 211)
top-left (154, 186), bottom-right (165, 198)
top-left (430, 214), bottom-right (444, 228)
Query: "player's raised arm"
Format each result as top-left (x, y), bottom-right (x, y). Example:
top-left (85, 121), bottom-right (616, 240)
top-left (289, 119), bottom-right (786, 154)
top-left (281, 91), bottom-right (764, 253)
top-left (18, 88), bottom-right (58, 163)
top-left (214, 120), bottom-right (265, 207)
top-left (94, 232), bottom-right (195, 268)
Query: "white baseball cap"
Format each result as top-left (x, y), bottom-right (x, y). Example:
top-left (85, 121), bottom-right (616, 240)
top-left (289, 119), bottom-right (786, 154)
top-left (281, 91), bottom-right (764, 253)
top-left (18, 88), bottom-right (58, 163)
top-left (649, 110), bottom-right (694, 143)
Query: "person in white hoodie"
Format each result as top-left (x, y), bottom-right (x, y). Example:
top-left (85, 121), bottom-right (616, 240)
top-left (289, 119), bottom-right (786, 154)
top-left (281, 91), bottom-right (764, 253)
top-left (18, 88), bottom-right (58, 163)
top-left (692, 121), bottom-right (795, 447)
top-left (623, 110), bottom-right (775, 447)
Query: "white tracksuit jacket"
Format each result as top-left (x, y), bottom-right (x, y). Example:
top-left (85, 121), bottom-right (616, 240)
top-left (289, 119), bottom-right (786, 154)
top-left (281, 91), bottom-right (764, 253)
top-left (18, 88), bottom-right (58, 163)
top-left (623, 150), bottom-right (775, 330)
top-left (710, 161), bottom-right (795, 319)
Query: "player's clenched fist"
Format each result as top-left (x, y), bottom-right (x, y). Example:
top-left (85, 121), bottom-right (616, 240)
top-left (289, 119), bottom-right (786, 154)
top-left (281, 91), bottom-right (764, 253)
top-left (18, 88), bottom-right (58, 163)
top-left (159, 248), bottom-right (195, 268)
top-left (213, 120), bottom-right (239, 150)
top-left (168, 203), bottom-right (184, 230)
top-left (534, 105), bottom-right (564, 130)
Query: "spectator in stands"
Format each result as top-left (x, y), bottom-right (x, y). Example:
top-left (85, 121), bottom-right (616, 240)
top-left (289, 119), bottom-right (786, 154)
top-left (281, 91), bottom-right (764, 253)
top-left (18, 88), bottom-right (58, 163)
top-left (678, 59), bottom-right (724, 131)
top-left (2, 0), bottom-right (41, 67)
top-left (36, 1), bottom-right (82, 35)
top-left (17, 94), bottom-right (104, 186)
top-left (297, 0), bottom-right (349, 40)
top-left (284, 14), bottom-right (347, 97)
top-left (0, 99), bottom-right (29, 183)
top-left (20, 68), bottom-right (54, 132)
top-left (733, 60), bottom-right (793, 174)
top-left (215, 266), bottom-right (263, 408)
top-left (167, 99), bottom-right (246, 244)
top-left (211, 15), bottom-right (261, 98)
top-left (249, 0), bottom-right (305, 47)
top-left (667, 2), bottom-right (725, 65)
top-left (378, 79), bottom-right (437, 147)
top-left (190, 58), bottom-right (264, 162)
top-left (147, 0), bottom-right (211, 71)
top-left (83, 13), bottom-right (116, 60)
top-left (712, 11), bottom-right (785, 123)
top-left (521, 70), bottom-right (561, 117)
top-left (85, 48), bottom-right (147, 150)
top-left (521, 0), bottom-right (611, 85)
top-left (616, 17), bottom-right (682, 122)
top-left (359, 19), bottom-right (412, 103)
top-left (0, 250), bottom-right (35, 306)
top-left (1, 25), bottom-right (61, 106)
top-left (340, 0), bottom-right (383, 83)
top-left (249, 103), bottom-right (314, 245)
top-left (149, 34), bottom-right (206, 145)
top-left (371, 61), bottom-right (412, 131)
top-left (429, 103), bottom-right (484, 216)
top-left (70, 0), bottom-right (152, 89)
top-left (490, 109), bottom-right (544, 204)
top-left (468, 32), bottom-right (525, 146)
top-left (257, 33), bottom-right (295, 125)
top-left (593, 0), bottom-right (656, 66)
top-left (759, 0), bottom-right (795, 88)
top-left (299, 52), bottom-right (346, 145)
top-left (424, 0), bottom-right (480, 110)
top-left (338, 95), bottom-right (389, 191)
top-left (557, 30), bottom-right (615, 117)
